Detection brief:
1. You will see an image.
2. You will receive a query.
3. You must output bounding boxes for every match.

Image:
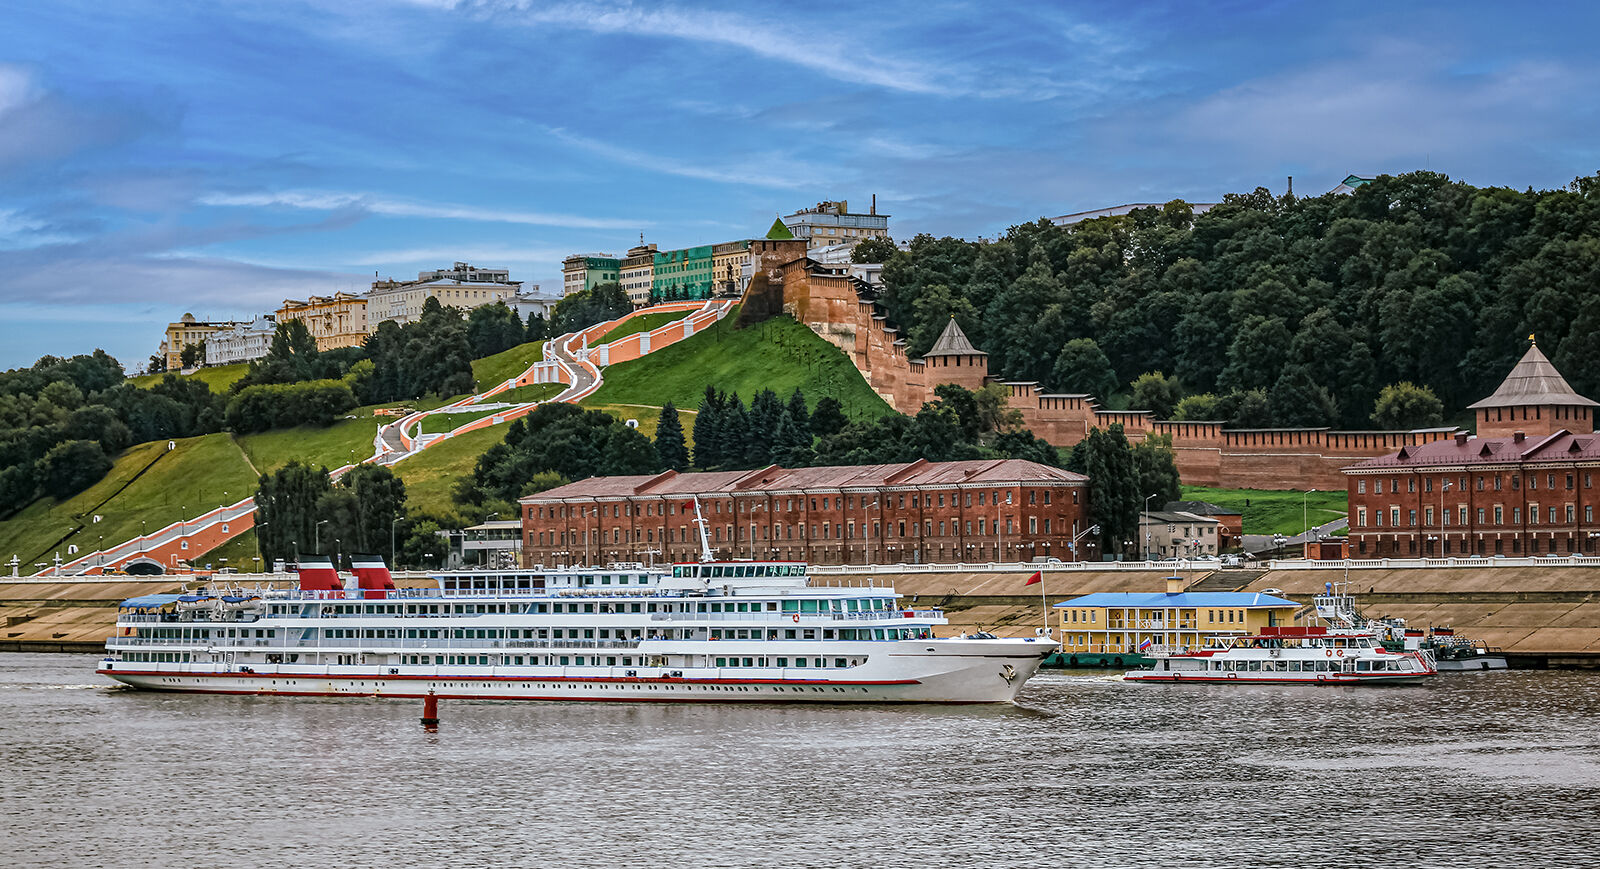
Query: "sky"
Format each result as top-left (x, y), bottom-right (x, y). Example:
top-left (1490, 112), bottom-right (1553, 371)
top-left (2, 0), bottom-right (1598, 372)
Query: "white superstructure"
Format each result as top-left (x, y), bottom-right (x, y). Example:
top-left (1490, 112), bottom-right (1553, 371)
top-left (98, 556), bottom-right (1055, 703)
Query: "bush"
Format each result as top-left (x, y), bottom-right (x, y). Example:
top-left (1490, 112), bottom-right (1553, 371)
top-left (36, 439), bottom-right (112, 499)
top-left (225, 379), bottom-right (357, 433)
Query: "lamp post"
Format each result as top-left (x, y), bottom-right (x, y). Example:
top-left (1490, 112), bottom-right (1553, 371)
top-left (391, 516), bottom-right (403, 566)
top-left (748, 503), bottom-right (764, 560)
top-left (1068, 524), bottom-right (1100, 563)
top-left (1144, 493), bottom-right (1159, 561)
top-left (1302, 488), bottom-right (1317, 543)
top-left (1440, 480), bottom-right (1452, 556)
top-left (314, 519), bottom-right (329, 553)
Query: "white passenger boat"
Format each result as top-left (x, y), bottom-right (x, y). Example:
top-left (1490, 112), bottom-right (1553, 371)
top-left (1123, 624), bottom-right (1438, 685)
top-left (98, 549), bottom-right (1056, 703)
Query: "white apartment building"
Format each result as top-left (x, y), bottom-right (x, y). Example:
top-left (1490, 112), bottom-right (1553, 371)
top-left (781, 198), bottom-right (890, 252)
top-left (204, 315), bottom-right (278, 366)
top-left (365, 262), bottom-right (523, 330)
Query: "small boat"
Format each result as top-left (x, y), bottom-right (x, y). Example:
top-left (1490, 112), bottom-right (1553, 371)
top-left (1125, 625), bottom-right (1437, 685)
top-left (1315, 582), bottom-right (1507, 671)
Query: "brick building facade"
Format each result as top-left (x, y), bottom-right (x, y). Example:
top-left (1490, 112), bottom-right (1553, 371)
top-left (519, 458), bottom-right (1091, 567)
top-left (750, 237), bottom-right (1462, 490)
top-left (1346, 344), bottom-right (1600, 557)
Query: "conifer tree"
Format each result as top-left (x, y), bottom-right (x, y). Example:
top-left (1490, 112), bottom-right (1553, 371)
top-left (693, 386), bottom-right (723, 468)
top-left (785, 388), bottom-right (811, 443)
top-left (747, 388), bottom-right (783, 466)
top-left (810, 396), bottom-right (848, 438)
top-left (722, 393), bottom-right (751, 469)
top-left (655, 401), bottom-right (689, 471)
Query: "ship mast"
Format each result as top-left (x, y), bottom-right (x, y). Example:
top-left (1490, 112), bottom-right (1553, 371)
top-left (690, 496), bottom-right (714, 563)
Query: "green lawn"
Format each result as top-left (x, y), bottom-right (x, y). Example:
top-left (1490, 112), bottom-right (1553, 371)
top-left (496, 383), bottom-right (564, 405)
top-left (199, 527), bottom-right (261, 572)
top-left (418, 408), bottom-right (503, 435)
top-left (392, 425), bottom-right (507, 521)
top-left (588, 309), bottom-right (894, 420)
top-left (1180, 486), bottom-right (1349, 537)
top-left (596, 310), bottom-right (689, 346)
top-left (234, 407), bottom-right (387, 474)
top-left (129, 363), bottom-right (250, 393)
top-left (0, 433), bottom-right (259, 569)
top-left (472, 341), bottom-right (545, 391)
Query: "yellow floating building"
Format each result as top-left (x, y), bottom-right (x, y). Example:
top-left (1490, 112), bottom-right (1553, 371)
top-left (1051, 577), bottom-right (1299, 666)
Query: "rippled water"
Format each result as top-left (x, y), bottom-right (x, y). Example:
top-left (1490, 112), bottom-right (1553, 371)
top-left (3, 654), bottom-right (1598, 868)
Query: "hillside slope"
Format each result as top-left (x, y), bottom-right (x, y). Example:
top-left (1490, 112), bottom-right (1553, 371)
top-left (587, 310), bottom-right (893, 419)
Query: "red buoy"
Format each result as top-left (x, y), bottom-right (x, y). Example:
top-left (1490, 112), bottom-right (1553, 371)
top-left (420, 691), bottom-right (439, 729)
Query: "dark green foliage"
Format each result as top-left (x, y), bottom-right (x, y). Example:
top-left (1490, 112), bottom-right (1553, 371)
top-left (179, 341), bottom-right (204, 368)
top-left (254, 461), bottom-right (333, 564)
top-left (693, 386), bottom-right (725, 468)
top-left (334, 464), bottom-right (407, 556)
top-left (1052, 337), bottom-right (1118, 396)
top-left (551, 282), bottom-right (631, 335)
top-left (745, 389), bottom-right (783, 467)
top-left (809, 396), bottom-right (848, 438)
top-left (0, 351), bottom-right (218, 517)
top-left (878, 172), bottom-right (1600, 428)
top-left (224, 379), bottom-right (357, 433)
top-left (458, 403), bottom-right (661, 506)
top-left (1371, 382), bottom-right (1446, 430)
top-left (1065, 424), bottom-right (1139, 556)
top-left (525, 312), bottom-right (549, 342)
top-left (360, 300), bottom-right (476, 402)
top-left (35, 439), bottom-right (112, 499)
top-left (467, 302), bottom-right (527, 359)
top-left (851, 236), bottom-right (898, 264)
top-left (1132, 434), bottom-right (1183, 512)
top-left (1129, 372), bottom-right (1182, 419)
top-left (654, 401), bottom-right (689, 471)
top-left (233, 319), bottom-right (320, 390)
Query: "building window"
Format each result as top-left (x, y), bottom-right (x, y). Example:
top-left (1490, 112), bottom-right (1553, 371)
top-left (1494, 506), bottom-right (1503, 525)
top-left (1358, 480), bottom-right (1367, 494)
top-left (1357, 507), bottom-right (1368, 527)
top-left (1408, 509), bottom-right (1416, 526)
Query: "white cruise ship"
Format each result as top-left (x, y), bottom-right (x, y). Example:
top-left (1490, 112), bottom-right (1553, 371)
top-left (98, 553), bottom-right (1057, 703)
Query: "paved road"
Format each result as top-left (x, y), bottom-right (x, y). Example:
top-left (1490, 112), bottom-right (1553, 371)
top-left (547, 333), bottom-right (599, 400)
top-left (1242, 516), bottom-right (1349, 555)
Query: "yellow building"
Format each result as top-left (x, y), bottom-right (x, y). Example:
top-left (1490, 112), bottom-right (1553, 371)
top-left (160, 313), bottom-right (245, 371)
top-left (1054, 579), bottom-right (1299, 658)
top-left (276, 292), bottom-right (369, 351)
top-left (620, 243), bottom-right (658, 308)
top-left (712, 240), bottom-right (753, 297)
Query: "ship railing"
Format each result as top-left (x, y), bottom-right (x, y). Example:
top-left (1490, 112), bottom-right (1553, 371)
top-left (646, 610), bottom-right (929, 622)
top-left (107, 637), bottom-right (642, 651)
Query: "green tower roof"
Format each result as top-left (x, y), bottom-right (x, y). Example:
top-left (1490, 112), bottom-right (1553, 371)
top-left (765, 217), bottom-right (795, 240)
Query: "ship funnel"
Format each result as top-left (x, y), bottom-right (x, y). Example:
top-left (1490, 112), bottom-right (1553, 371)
top-left (351, 554), bottom-right (397, 600)
top-left (296, 554), bottom-right (342, 594)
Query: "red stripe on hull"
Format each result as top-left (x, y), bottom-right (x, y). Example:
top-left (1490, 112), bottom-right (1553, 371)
top-left (1126, 675), bottom-right (1428, 685)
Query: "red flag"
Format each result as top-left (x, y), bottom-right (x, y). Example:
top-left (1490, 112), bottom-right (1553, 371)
top-left (1024, 570), bottom-right (1042, 586)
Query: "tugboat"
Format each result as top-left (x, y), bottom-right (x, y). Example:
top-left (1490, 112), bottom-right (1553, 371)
top-left (1313, 582), bottom-right (1508, 671)
top-left (1124, 624), bottom-right (1437, 685)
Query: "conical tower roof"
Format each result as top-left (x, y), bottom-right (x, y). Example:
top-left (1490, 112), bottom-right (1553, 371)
top-left (1468, 342), bottom-right (1597, 409)
top-left (922, 318), bottom-right (986, 357)
top-left (765, 217), bottom-right (795, 240)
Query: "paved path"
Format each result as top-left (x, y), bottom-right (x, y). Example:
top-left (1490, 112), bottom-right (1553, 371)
top-left (1242, 516), bottom-right (1349, 555)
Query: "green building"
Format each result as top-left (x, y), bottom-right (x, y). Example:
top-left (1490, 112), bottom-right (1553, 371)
top-left (563, 254), bottom-right (621, 295)
top-left (651, 245), bottom-right (715, 302)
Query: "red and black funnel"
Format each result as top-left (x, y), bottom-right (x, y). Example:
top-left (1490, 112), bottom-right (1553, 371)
top-left (350, 554), bottom-right (396, 600)
top-left (296, 554), bottom-right (342, 593)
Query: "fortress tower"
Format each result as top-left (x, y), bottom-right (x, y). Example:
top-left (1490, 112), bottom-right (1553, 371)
top-left (1468, 341), bottom-right (1596, 438)
top-left (919, 318), bottom-right (989, 392)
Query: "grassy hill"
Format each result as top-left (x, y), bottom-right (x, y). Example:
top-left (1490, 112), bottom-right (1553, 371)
top-left (471, 341), bottom-right (544, 391)
top-left (1179, 486), bottom-right (1349, 537)
top-left (0, 433), bottom-right (259, 569)
top-left (587, 310), bottom-right (894, 419)
top-left (391, 426), bottom-right (507, 520)
top-left (129, 363), bottom-right (250, 393)
top-left (596, 310), bottom-right (687, 346)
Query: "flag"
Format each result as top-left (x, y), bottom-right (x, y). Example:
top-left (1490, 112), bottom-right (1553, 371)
top-left (1139, 637), bottom-right (1154, 651)
top-left (1024, 570), bottom-right (1042, 586)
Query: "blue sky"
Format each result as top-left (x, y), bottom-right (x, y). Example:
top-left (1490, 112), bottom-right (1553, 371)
top-left (2, 0), bottom-right (1597, 371)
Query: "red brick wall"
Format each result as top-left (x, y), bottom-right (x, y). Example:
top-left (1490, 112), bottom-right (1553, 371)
top-left (1347, 466), bottom-right (1600, 557)
top-left (521, 481), bottom-right (1091, 567)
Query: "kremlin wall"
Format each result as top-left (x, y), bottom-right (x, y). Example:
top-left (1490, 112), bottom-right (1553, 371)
top-left (752, 237), bottom-right (1467, 489)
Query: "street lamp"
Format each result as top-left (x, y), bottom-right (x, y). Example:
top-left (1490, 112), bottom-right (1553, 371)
top-left (1440, 480), bottom-right (1452, 555)
top-left (1302, 488), bottom-right (1317, 541)
top-left (391, 516), bottom-right (404, 566)
top-left (1144, 493), bottom-right (1159, 561)
top-left (1068, 524), bottom-right (1100, 563)
top-left (748, 503), bottom-right (765, 560)
top-left (315, 519), bottom-right (329, 553)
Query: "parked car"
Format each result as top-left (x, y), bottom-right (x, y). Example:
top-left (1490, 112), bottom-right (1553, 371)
top-left (1261, 587), bottom-right (1285, 596)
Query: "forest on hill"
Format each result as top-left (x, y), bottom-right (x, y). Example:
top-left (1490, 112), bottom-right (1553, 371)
top-left (871, 171), bottom-right (1600, 431)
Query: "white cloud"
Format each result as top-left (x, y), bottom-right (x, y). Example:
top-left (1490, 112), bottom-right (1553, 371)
top-left (541, 127), bottom-right (811, 189)
top-left (199, 189), bottom-right (646, 230)
top-left (0, 64), bottom-right (35, 115)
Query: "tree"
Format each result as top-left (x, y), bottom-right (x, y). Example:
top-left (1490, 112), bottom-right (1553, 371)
top-left (179, 340), bottom-right (205, 369)
top-left (654, 401), bottom-right (689, 471)
top-left (810, 396), bottom-right (847, 438)
top-left (1269, 367), bottom-right (1340, 427)
top-left (1067, 424), bottom-right (1139, 557)
top-left (600, 424), bottom-right (661, 476)
top-left (466, 302), bottom-right (527, 359)
top-left (147, 354), bottom-right (167, 374)
top-left (693, 386), bottom-right (724, 468)
top-left (254, 461), bottom-right (332, 564)
top-left (1052, 338), bottom-right (1118, 397)
top-left (1131, 434), bottom-right (1182, 510)
top-left (1171, 393), bottom-right (1223, 421)
top-left (551, 282), bottom-right (631, 334)
top-left (973, 383), bottom-right (1023, 434)
top-left (398, 517), bottom-right (445, 569)
top-left (784, 388), bottom-right (811, 444)
top-left (1129, 371), bottom-right (1182, 419)
top-left (35, 440), bottom-right (111, 499)
top-left (851, 236), bottom-right (898, 264)
top-left (1372, 382), bottom-right (1445, 430)
top-left (525, 312), bottom-right (549, 343)
top-left (338, 464), bottom-right (407, 556)
top-left (746, 389), bottom-right (783, 466)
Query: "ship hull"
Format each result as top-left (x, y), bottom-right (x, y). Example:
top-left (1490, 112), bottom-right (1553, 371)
top-left (98, 638), bottom-right (1055, 704)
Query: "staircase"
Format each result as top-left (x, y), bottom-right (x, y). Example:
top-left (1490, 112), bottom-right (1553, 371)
top-left (1187, 569), bottom-right (1266, 593)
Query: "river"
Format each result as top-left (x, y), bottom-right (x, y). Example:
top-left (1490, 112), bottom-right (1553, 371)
top-left (3, 653), bottom-right (1597, 868)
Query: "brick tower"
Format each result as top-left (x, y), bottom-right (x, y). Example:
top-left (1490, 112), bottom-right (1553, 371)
top-left (920, 318), bottom-right (988, 392)
top-left (1468, 339), bottom-right (1597, 438)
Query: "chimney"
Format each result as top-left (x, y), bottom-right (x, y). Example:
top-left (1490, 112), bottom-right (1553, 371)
top-left (1513, 431), bottom-right (1526, 443)
top-left (1165, 575), bottom-right (1183, 595)
top-left (871, 194), bottom-right (877, 215)
top-left (1287, 175), bottom-right (1293, 197)
top-left (1455, 432), bottom-right (1469, 446)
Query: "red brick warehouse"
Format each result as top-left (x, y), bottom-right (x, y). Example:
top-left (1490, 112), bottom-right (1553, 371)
top-left (519, 458), bottom-right (1091, 567)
